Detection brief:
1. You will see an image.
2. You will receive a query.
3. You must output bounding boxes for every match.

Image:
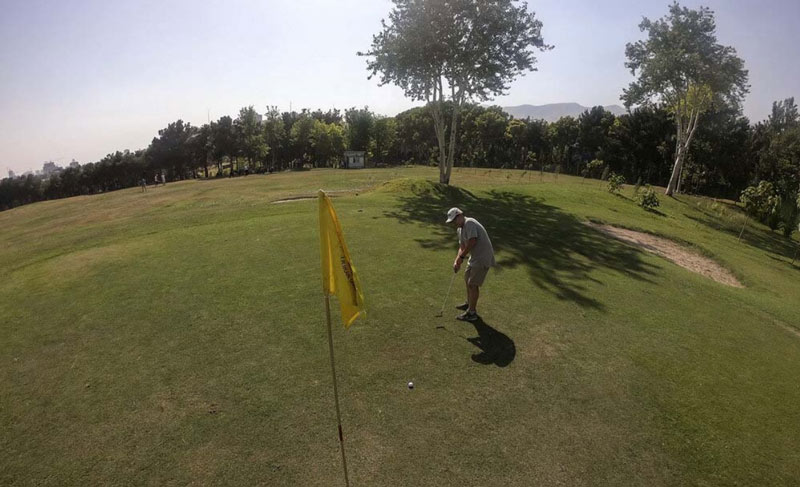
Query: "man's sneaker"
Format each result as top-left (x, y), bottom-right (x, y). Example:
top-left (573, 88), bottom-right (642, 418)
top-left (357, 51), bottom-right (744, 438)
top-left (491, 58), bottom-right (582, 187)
top-left (455, 302), bottom-right (469, 311)
top-left (456, 311), bottom-right (478, 322)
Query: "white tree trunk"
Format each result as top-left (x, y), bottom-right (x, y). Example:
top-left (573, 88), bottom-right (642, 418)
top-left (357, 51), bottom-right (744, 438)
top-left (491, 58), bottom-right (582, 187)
top-left (432, 108), bottom-right (448, 183)
top-left (665, 145), bottom-right (684, 196)
top-left (428, 80), bottom-right (463, 185)
top-left (666, 107), bottom-right (701, 196)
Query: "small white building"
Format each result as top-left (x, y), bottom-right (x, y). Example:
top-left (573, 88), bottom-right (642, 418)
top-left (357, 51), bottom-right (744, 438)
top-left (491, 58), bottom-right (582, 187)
top-left (342, 150), bottom-right (366, 169)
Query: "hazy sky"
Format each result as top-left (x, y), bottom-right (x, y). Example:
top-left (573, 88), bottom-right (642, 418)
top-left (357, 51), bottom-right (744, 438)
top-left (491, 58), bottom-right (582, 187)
top-left (1, 0), bottom-right (798, 174)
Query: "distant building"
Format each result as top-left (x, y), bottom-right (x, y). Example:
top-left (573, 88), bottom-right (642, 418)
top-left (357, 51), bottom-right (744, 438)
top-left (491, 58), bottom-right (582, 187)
top-left (342, 150), bottom-right (366, 169)
top-left (42, 161), bottom-right (61, 176)
top-left (69, 159), bottom-right (80, 168)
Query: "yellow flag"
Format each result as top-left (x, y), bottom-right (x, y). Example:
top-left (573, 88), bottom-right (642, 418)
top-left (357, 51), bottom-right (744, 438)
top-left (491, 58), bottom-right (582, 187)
top-left (319, 190), bottom-right (365, 327)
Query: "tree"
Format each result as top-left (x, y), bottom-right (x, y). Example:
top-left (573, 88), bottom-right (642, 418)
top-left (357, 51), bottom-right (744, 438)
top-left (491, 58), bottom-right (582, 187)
top-left (212, 116), bottom-right (237, 174)
top-left (311, 120), bottom-right (346, 167)
top-left (578, 106), bottom-right (616, 162)
top-left (682, 105), bottom-right (752, 197)
top-left (187, 124), bottom-right (215, 178)
top-left (505, 119), bottom-right (528, 168)
top-left (523, 118), bottom-right (550, 166)
top-left (474, 106), bottom-right (509, 167)
top-left (373, 117), bottom-right (398, 164)
top-left (290, 115), bottom-right (315, 163)
top-left (395, 106), bottom-right (438, 163)
top-left (311, 108), bottom-right (343, 124)
top-left (236, 106), bottom-right (269, 169)
top-left (147, 120), bottom-right (197, 179)
top-left (345, 107), bottom-right (375, 152)
top-left (360, 0), bottom-right (550, 184)
top-left (605, 107), bottom-right (674, 185)
top-left (768, 97), bottom-right (799, 134)
top-left (263, 106), bottom-right (286, 169)
top-left (622, 2), bottom-right (749, 196)
top-left (548, 116), bottom-right (579, 172)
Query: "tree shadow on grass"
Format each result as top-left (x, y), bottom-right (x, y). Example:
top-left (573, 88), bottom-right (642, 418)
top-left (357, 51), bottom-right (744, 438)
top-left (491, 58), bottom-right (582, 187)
top-left (767, 254), bottom-right (800, 269)
top-left (683, 212), bottom-right (799, 260)
top-left (644, 207), bottom-right (668, 217)
top-left (385, 185), bottom-right (660, 311)
top-left (466, 317), bottom-right (516, 367)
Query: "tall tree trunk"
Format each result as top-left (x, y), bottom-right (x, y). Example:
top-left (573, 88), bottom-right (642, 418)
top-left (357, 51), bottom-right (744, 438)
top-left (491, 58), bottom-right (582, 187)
top-left (428, 80), bottom-right (463, 185)
top-left (443, 104), bottom-right (461, 184)
top-left (431, 105), bottom-right (448, 184)
top-left (666, 106), bottom-right (702, 196)
top-left (665, 144), bottom-right (684, 196)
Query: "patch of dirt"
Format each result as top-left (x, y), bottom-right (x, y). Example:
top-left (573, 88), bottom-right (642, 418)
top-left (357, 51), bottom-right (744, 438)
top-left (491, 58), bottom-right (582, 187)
top-left (271, 196), bottom-right (315, 204)
top-left (271, 189), bottom-right (361, 204)
top-left (585, 222), bottom-right (744, 288)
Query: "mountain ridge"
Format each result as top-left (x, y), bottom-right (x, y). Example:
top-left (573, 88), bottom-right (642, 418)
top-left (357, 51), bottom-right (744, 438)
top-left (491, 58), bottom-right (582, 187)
top-left (502, 103), bottom-right (626, 121)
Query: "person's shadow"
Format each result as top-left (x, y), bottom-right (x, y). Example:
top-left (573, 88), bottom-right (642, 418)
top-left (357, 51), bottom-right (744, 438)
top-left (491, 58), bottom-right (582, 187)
top-left (465, 317), bottom-right (515, 367)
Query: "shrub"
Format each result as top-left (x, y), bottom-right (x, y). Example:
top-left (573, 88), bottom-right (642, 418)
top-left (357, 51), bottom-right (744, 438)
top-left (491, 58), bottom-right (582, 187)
top-left (583, 159), bottom-right (605, 178)
top-left (740, 181), bottom-right (782, 230)
top-left (607, 173), bottom-right (626, 194)
top-left (637, 185), bottom-right (660, 211)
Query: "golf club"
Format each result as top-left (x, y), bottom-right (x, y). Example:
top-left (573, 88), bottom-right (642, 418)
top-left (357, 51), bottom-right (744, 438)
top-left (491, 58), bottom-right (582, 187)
top-left (434, 271), bottom-right (458, 317)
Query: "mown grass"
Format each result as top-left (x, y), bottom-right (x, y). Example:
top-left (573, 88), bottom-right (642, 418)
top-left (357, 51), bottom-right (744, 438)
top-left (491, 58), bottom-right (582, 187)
top-left (1, 167), bottom-right (799, 486)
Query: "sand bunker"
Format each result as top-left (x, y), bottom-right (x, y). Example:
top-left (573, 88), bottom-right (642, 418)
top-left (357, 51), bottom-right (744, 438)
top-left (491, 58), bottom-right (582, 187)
top-left (585, 222), bottom-right (743, 288)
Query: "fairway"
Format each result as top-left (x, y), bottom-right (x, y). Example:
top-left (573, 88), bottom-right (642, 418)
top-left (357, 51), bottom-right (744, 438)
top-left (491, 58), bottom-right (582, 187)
top-left (2, 167), bottom-right (800, 486)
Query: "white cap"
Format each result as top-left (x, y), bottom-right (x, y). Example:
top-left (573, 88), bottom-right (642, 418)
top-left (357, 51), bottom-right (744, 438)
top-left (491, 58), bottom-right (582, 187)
top-left (445, 207), bottom-right (463, 223)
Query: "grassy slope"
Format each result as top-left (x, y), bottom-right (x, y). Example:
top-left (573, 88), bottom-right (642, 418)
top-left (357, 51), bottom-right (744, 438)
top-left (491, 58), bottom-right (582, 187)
top-left (1, 168), bottom-right (799, 486)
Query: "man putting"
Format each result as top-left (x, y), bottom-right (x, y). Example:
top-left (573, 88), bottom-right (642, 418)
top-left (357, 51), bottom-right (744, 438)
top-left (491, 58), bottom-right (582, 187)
top-left (446, 207), bottom-right (495, 322)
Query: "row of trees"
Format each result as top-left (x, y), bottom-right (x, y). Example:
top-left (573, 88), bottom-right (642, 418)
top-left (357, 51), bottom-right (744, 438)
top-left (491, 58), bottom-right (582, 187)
top-left (0, 105), bottom-right (381, 208)
top-left (3, 97), bottom-right (798, 209)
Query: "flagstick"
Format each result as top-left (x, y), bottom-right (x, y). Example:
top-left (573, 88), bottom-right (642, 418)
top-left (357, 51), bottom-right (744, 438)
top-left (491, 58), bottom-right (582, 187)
top-left (324, 294), bottom-right (351, 487)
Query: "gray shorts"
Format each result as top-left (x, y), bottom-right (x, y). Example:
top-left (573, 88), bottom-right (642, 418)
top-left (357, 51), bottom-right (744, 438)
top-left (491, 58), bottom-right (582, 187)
top-left (465, 264), bottom-right (490, 287)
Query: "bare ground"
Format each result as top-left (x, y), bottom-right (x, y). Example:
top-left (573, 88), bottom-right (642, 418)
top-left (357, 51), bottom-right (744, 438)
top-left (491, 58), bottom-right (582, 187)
top-left (585, 222), bottom-right (743, 288)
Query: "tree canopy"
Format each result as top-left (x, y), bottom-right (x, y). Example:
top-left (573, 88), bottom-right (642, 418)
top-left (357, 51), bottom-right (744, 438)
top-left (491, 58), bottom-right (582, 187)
top-left (622, 2), bottom-right (749, 196)
top-left (360, 0), bottom-right (550, 183)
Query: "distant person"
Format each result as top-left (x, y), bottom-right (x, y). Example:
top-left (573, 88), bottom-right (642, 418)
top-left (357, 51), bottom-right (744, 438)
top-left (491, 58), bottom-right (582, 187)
top-left (154, 174), bottom-right (159, 186)
top-left (140, 172), bottom-right (147, 192)
top-left (446, 207), bottom-right (495, 321)
top-left (160, 173), bottom-right (166, 186)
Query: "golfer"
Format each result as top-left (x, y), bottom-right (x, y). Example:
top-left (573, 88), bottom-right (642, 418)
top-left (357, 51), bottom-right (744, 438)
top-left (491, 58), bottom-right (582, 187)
top-left (446, 207), bottom-right (495, 321)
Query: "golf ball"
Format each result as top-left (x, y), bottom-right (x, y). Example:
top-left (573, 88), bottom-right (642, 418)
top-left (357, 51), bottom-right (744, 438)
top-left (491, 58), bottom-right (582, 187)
top-left (407, 381), bottom-right (414, 389)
